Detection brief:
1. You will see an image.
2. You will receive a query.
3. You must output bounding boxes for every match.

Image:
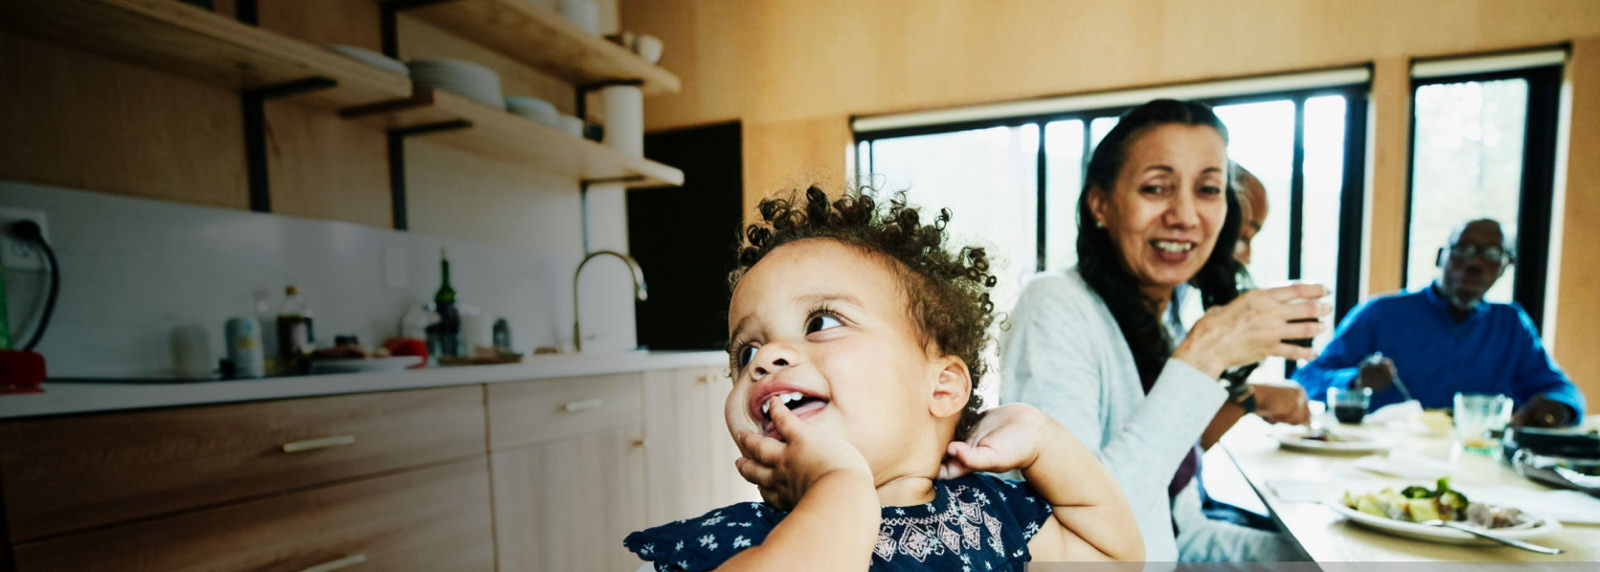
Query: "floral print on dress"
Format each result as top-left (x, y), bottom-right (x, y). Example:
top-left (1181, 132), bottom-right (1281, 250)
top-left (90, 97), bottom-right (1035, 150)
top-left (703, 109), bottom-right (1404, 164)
top-left (623, 474), bottom-right (1053, 571)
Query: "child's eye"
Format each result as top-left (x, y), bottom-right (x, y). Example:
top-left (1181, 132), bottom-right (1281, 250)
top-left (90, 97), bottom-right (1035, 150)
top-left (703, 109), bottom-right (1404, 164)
top-left (806, 314), bottom-right (842, 334)
top-left (735, 345), bottom-right (759, 368)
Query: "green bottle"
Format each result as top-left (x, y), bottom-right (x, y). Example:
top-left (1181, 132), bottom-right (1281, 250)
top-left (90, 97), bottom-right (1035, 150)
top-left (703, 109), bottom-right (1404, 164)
top-left (433, 249), bottom-right (461, 357)
top-left (435, 248), bottom-right (456, 306)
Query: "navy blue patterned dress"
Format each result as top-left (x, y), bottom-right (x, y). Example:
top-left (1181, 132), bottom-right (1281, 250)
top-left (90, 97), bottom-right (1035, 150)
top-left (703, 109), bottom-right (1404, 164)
top-left (624, 474), bottom-right (1054, 571)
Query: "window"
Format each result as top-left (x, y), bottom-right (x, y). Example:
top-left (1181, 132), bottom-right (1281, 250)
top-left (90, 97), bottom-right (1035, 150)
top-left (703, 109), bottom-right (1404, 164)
top-left (1405, 57), bottom-right (1562, 329)
top-left (855, 73), bottom-right (1371, 378)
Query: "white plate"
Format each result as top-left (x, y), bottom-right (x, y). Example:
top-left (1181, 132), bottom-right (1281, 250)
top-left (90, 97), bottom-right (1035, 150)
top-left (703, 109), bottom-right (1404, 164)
top-left (1355, 453), bottom-right (1455, 479)
top-left (324, 45), bottom-right (408, 77)
top-left (1272, 427), bottom-right (1394, 454)
top-left (309, 355), bottom-right (424, 374)
top-left (1324, 494), bottom-right (1562, 544)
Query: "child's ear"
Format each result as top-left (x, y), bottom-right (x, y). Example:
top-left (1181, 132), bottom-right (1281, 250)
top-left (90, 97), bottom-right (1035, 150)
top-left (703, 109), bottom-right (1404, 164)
top-left (928, 356), bottom-right (971, 419)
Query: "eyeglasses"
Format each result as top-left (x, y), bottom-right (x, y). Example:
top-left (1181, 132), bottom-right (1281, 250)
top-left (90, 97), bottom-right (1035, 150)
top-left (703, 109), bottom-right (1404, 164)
top-left (1447, 243), bottom-right (1515, 264)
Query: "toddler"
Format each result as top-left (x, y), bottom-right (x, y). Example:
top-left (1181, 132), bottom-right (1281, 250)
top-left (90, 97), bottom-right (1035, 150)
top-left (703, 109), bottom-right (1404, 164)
top-left (625, 187), bottom-right (1142, 570)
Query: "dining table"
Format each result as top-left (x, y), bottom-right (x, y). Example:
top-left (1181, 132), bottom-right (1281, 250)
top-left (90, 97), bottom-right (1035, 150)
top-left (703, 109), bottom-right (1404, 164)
top-left (1219, 411), bottom-right (1600, 562)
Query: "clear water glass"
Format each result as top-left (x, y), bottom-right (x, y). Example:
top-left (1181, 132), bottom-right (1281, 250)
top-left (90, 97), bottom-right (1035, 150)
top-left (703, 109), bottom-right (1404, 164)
top-left (1454, 393), bottom-right (1513, 453)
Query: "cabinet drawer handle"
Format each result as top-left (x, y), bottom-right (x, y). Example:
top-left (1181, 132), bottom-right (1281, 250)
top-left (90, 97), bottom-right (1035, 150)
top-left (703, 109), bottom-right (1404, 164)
top-left (697, 374), bottom-right (715, 384)
top-left (561, 398), bottom-right (604, 412)
top-left (281, 435), bottom-right (357, 453)
top-left (299, 553), bottom-right (367, 572)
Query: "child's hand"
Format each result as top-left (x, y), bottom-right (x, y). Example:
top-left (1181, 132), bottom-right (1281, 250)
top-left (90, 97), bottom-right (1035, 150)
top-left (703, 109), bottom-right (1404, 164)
top-left (939, 403), bottom-right (1051, 479)
top-left (733, 396), bottom-right (872, 511)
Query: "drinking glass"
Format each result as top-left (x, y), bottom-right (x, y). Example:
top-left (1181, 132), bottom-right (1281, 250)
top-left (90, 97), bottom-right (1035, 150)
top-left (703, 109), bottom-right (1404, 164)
top-left (1454, 393), bottom-right (1513, 453)
top-left (1328, 386), bottom-right (1372, 424)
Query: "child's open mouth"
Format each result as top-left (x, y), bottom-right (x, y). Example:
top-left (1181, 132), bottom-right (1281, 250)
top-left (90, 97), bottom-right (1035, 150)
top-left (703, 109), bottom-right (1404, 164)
top-left (752, 389), bottom-right (829, 439)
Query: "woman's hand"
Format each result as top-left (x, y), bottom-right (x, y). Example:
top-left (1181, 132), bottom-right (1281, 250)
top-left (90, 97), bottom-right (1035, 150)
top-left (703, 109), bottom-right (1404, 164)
top-left (939, 403), bottom-right (1050, 479)
top-left (1250, 382), bottom-right (1311, 425)
top-left (1174, 283), bottom-right (1332, 378)
top-left (733, 396), bottom-right (872, 511)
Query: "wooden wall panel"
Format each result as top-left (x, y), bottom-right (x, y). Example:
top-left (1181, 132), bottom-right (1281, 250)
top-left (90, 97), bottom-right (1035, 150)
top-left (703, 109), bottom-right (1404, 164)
top-left (256, 0), bottom-right (391, 227)
top-left (0, 32), bottom-right (246, 209)
top-left (740, 116), bottom-right (852, 221)
top-left (1364, 57), bottom-right (1412, 297)
top-left (623, 0), bottom-right (1600, 128)
top-left (1549, 39), bottom-right (1600, 411)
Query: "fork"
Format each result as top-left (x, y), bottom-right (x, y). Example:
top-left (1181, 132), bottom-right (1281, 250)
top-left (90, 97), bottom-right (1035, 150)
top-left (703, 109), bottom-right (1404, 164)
top-left (1418, 520), bottom-right (1564, 555)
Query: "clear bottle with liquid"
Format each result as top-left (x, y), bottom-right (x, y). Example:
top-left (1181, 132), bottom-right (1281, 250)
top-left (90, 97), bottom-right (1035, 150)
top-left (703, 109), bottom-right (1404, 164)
top-left (276, 285), bottom-right (315, 374)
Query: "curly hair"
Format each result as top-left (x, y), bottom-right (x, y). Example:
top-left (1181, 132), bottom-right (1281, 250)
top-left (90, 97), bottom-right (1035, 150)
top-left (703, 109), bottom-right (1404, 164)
top-left (1076, 99), bottom-right (1245, 392)
top-left (731, 186), bottom-right (998, 440)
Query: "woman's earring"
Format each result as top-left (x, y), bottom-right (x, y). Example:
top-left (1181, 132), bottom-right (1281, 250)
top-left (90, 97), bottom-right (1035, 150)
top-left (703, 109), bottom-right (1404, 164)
top-left (1094, 219), bottom-right (1106, 229)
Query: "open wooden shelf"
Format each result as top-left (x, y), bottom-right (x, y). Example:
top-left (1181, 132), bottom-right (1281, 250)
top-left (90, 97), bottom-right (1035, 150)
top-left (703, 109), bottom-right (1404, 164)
top-left (345, 87), bottom-right (684, 188)
top-left (0, 0), bottom-right (414, 110)
top-left (389, 0), bottom-right (680, 95)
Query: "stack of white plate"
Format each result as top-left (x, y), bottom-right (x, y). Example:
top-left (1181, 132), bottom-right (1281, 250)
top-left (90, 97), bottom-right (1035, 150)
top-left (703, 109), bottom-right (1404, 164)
top-left (505, 96), bottom-right (560, 128)
top-left (325, 45), bottom-right (408, 77)
top-left (408, 59), bottom-right (504, 110)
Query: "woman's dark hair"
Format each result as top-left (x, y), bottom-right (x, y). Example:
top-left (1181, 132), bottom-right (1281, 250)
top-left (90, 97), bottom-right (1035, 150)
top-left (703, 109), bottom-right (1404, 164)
top-left (1076, 99), bottom-right (1244, 392)
top-left (732, 186), bottom-right (998, 440)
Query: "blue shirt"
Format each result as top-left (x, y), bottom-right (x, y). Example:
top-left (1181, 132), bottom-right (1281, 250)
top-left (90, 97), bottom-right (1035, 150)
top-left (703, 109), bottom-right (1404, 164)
top-left (623, 473), bottom-right (1053, 571)
top-left (1293, 285), bottom-right (1585, 418)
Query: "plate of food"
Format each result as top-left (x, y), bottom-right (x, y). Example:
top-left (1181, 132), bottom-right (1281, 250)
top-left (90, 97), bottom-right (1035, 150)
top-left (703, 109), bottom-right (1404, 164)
top-left (1326, 478), bottom-right (1562, 544)
top-left (1272, 425), bottom-right (1394, 454)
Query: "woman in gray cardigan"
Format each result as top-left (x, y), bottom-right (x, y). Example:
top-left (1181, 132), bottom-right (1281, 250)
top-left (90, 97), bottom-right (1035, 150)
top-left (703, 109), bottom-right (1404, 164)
top-left (1001, 99), bottom-right (1328, 561)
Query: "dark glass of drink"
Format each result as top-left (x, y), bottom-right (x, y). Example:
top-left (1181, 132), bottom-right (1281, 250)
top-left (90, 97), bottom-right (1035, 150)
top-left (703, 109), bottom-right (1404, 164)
top-left (1334, 403), bottom-right (1367, 423)
top-left (1327, 386), bottom-right (1372, 425)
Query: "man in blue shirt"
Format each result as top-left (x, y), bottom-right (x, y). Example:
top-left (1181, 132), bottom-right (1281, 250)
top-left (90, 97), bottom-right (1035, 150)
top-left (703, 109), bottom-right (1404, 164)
top-left (1294, 219), bottom-right (1584, 427)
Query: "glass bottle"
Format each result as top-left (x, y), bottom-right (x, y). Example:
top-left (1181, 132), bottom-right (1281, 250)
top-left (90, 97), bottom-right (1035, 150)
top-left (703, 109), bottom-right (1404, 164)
top-left (276, 285), bottom-right (314, 374)
top-left (432, 249), bottom-right (462, 358)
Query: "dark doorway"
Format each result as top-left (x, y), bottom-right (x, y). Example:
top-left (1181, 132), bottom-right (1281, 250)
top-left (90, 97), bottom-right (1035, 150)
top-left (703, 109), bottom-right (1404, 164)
top-left (628, 122), bottom-right (743, 351)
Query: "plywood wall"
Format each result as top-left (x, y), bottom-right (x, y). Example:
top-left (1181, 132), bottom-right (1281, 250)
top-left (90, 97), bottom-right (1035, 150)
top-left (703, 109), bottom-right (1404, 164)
top-left (0, 0), bottom-right (617, 252)
top-left (621, 0), bottom-right (1600, 411)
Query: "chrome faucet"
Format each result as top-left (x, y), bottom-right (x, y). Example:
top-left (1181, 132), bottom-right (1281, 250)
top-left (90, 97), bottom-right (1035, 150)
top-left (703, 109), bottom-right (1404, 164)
top-left (572, 250), bottom-right (648, 352)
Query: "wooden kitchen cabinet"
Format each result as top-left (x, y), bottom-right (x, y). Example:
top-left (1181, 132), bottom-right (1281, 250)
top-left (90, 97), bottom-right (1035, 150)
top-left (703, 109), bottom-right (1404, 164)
top-left (12, 457), bottom-right (496, 571)
top-left (486, 373), bottom-right (649, 571)
top-left (490, 427), bottom-right (648, 571)
top-left (485, 366), bottom-right (756, 571)
top-left (642, 365), bottom-right (759, 524)
top-left (0, 385), bottom-right (487, 542)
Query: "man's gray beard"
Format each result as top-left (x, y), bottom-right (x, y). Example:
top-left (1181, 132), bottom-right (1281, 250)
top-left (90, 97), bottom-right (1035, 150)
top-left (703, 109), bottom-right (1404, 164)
top-left (1441, 286), bottom-right (1481, 311)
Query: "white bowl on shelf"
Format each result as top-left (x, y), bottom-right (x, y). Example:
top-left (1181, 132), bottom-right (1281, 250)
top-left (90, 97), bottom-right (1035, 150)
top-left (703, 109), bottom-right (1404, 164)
top-left (505, 96), bottom-right (560, 127)
top-left (408, 58), bottom-right (504, 110)
top-left (557, 114), bottom-right (584, 138)
top-left (324, 45), bottom-right (408, 77)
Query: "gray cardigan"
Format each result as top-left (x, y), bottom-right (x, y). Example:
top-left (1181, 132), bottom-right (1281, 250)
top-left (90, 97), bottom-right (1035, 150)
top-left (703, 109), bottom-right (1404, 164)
top-left (1000, 269), bottom-right (1226, 561)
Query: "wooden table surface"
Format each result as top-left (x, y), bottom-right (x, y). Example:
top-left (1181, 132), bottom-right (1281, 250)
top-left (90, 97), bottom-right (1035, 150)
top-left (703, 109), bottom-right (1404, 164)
top-left (1220, 413), bottom-right (1600, 562)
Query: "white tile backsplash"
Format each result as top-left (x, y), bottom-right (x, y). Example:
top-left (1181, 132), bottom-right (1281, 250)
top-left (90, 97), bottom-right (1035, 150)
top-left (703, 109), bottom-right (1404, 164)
top-left (0, 179), bottom-right (602, 378)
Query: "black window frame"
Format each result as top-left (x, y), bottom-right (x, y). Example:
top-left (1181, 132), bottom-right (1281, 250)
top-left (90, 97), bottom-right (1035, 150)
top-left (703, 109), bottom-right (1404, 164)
top-left (853, 83), bottom-right (1372, 331)
top-left (1403, 64), bottom-right (1562, 332)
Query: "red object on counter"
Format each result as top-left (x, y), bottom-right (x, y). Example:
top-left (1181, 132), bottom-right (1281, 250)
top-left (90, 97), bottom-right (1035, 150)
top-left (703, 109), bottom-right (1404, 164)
top-left (383, 338), bottom-right (429, 368)
top-left (0, 350), bottom-right (46, 394)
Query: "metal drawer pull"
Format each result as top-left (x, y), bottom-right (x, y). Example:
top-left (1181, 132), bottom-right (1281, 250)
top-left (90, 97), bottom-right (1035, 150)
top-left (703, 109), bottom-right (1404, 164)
top-left (299, 553), bottom-right (367, 572)
top-left (561, 398), bottom-right (604, 412)
top-left (281, 435), bottom-right (357, 453)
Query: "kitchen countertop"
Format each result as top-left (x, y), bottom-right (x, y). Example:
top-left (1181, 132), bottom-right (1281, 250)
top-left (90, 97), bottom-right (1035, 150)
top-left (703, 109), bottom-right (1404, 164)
top-left (0, 350), bottom-right (727, 420)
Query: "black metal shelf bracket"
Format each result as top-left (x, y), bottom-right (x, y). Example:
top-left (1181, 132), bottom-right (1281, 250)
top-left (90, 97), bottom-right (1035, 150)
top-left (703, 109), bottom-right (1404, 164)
top-left (242, 77), bottom-right (340, 213)
top-left (385, 120), bottom-right (473, 230)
